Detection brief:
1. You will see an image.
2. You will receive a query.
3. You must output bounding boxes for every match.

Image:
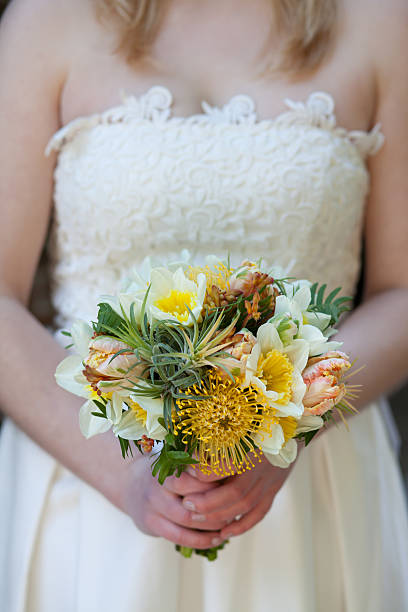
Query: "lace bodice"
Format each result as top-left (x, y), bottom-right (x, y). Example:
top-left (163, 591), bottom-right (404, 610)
top-left (46, 86), bottom-right (383, 328)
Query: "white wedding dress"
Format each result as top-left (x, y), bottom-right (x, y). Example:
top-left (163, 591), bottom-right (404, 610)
top-left (1, 87), bottom-right (408, 612)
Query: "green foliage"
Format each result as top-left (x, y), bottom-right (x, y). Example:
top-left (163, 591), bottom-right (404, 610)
top-left (93, 302), bottom-right (126, 335)
top-left (296, 428), bottom-right (320, 446)
top-left (175, 540), bottom-right (229, 561)
top-left (308, 283), bottom-right (353, 327)
top-left (151, 428), bottom-right (198, 485)
top-left (213, 284), bottom-right (275, 333)
top-left (117, 305), bottom-right (238, 431)
top-left (90, 398), bottom-right (108, 419)
top-left (118, 436), bottom-right (132, 459)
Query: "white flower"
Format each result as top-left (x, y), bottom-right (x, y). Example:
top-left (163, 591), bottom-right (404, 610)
top-left (263, 438), bottom-right (298, 468)
top-left (245, 322), bottom-right (308, 418)
top-left (101, 252), bottom-right (194, 323)
top-left (79, 392), bottom-right (167, 441)
top-left (79, 393), bottom-right (124, 439)
top-left (113, 394), bottom-right (166, 441)
top-left (55, 320), bottom-right (93, 399)
top-left (274, 285), bottom-right (342, 356)
top-left (147, 267), bottom-right (206, 326)
top-left (295, 414), bottom-right (324, 434)
top-left (267, 313), bottom-right (298, 346)
top-left (241, 321), bottom-right (309, 469)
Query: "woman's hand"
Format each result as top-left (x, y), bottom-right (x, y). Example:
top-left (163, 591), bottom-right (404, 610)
top-left (181, 456), bottom-right (294, 542)
top-left (120, 455), bottom-right (230, 550)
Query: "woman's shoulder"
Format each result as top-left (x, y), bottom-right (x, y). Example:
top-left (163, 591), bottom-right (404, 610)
top-left (1, 0), bottom-right (97, 68)
top-left (345, 0), bottom-right (408, 55)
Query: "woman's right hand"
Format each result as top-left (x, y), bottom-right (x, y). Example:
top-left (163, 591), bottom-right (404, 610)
top-left (120, 455), bottom-right (228, 550)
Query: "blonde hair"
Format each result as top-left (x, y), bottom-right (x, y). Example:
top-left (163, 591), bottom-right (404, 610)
top-left (97, 0), bottom-right (337, 75)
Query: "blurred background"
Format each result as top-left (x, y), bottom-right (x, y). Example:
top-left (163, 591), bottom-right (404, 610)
top-left (0, 0), bottom-right (407, 491)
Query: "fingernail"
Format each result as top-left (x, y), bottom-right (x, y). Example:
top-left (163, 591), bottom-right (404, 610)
top-left (212, 537), bottom-right (222, 546)
top-left (191, 513), bottom-right (206, 522)
top-left (183, 500), bottom-right (196, 511)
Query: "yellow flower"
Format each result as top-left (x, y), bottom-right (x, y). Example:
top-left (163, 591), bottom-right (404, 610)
top-left (148, 267), bottom-right (206, 326)
top-left (175, 373), bottom-right (271, 476)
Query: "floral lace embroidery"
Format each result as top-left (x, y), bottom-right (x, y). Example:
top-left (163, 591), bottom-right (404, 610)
top-left (46, 86), bottom-right (384, 158)
top-left (46, 86), bottom-right (384, 329)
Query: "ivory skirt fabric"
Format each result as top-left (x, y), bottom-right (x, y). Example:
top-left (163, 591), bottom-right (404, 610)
top-left (1, 402), bottom-right (407, 612)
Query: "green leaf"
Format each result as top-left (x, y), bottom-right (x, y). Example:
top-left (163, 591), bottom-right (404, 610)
top-left (94, 303), bottom-right (126, 335)
top-left (167, 451), bottom-right (199, 465)
top-left (118, 436), bottom-right (132, 459)
top-left (176, 546), bottom-right (193, 558)
top-left (308, 282), bottom-right (353, 327)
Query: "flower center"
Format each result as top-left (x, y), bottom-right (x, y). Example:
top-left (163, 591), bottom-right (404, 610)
top-left (257, 349), bottom-right (293, 405)
top-left (127, 398), bottom-right (147, 426)
top-left (86, 385), bottom-right (112, 402)
top-left (154, 290), bottom-right (198, 322)
top-left (85, 350), bottom-right (108, 369)
top-left (175, 373), bottom-right (270, 475)
top-left (279, 416), bottom-right (298, 443)
top-left (188, 263), bottom-right (232, 292)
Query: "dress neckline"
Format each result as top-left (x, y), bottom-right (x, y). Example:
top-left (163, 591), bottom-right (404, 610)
top-left (46, 85), bottom-right (384, 159)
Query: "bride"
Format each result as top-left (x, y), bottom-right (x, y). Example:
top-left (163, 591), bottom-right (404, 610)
top-left (1, 0), bottom-right (407, 610)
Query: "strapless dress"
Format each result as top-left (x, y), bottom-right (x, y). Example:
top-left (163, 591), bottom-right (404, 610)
top-left (1, 86), bottom-right (407, 612)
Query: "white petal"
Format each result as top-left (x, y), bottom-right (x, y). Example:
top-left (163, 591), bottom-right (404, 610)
top-left (113, 410), bottom-right (146, 440)
top-left (245, 344), bottom-right (261, 384)
top-left (135, 396), bottom-right (167, 440)
top-left (264, 439), bottom-right (298, 468)
top-left (55, 355), bottom-right (89, 398)
top-left (173, 267), bottom-right (196, 293)
top-left (257, 323), bottom-right (283, 354)
top-left (294, 286), bottom-right (311, 311)
top-left (149, 268), bottom-right (174, 300)
top-left (273, 401), bottom-right (304, 418)
top-left (247, 375), bottom-right (268, 396)
top-left (79, 400), bottom-right (112, 439)
top-left (317, 340), bottom-right (343, 355)
top-left (196, 273), bottom-right (207, 302)
top-left (291, 370), bottom-right (307, 405)
top-left (274, 295), bottom-right (292, 317)
top-left (71, 320), bottom-right (93, 357)
top-left (106, 394), bottom-right (124, 425)
top-left (284, 339), bottom-right (309, 371)
top-left (296, 415), bottom-right (324, 434)
top-left (304, 311), bottom-right (331, 331)
top-left (253, 422), bottom-right (284, 454)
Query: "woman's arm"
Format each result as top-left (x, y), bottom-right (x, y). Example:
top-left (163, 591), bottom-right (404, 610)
top-left (335, 1), bottom-right (408, 406)
top-left (0, 0), bottom-right (226, 551)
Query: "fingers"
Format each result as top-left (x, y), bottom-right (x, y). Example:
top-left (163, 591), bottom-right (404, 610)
top-left (148, 482), bottom-right (227, 532)
top-left (146, 513), bottom-right (224, 550)
top-left (183, 471), bottom-right (256, 515)
top-left (220, 490), bottom-right (275, 540)
top-left (162, 471), bottom-right (217, 496)
top-left (195, 477), bottom-right (266, 525)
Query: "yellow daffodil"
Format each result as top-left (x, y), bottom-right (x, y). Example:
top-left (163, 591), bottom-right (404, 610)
top-left (147, 267), bottom-right (206, 326)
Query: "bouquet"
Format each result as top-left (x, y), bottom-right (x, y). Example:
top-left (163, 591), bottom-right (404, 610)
top-left (56, 255), bottom-right (357, 560)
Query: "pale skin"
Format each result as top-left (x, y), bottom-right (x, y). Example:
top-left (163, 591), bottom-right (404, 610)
top-left (0, 0), bottom-right (407, 550)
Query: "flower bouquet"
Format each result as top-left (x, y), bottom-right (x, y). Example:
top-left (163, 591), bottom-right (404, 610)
top-left (56, 255), bottom-right (357, 560)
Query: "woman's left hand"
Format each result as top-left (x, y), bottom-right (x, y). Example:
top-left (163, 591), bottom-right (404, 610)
top-left (182, 456), bottom-right (294, 541)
